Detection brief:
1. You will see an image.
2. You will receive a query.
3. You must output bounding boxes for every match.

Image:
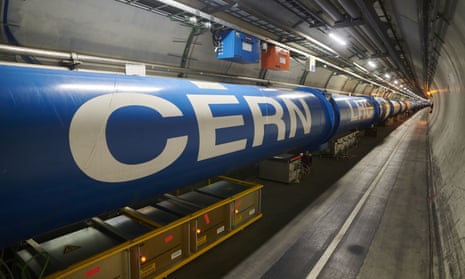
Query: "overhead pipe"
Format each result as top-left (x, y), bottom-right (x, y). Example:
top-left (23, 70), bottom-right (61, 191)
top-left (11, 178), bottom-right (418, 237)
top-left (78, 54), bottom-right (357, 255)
top-left (353, 0), bottom-right (411, 82)
top-left (347, 27), bottom-right (378, 56)
top-left (123, 0), bottom-right (418, 97)
top-left (377, 0), bottom-right (421, 96)
top-left (1, 43), bottom-right (416, 99)
top-left (359, 26), bottom-right (386, 53)
top-left (337, 0), bottom-right (386, 53)
top-left (315, 0), bottom-right (399, 85)
top-left (315, 0), bottom-right (344, 22)
top-left (313, 0), bottom-right (377, 56)
top-left (425, 0), bottom-right (457, 88)
top-left (337, 0), bottom-right (360, 18)
top-left (0, 44), bottom-right (293, 88)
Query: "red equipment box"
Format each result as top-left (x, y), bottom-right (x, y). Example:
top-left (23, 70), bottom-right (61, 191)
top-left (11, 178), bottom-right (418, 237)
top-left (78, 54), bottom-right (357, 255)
top-left (261, 45), bottom-right (290, 70)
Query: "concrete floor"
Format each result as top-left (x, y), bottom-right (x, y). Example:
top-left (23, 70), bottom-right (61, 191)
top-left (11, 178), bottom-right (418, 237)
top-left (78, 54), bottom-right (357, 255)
top-left (169, 110), bottom-right (430, 279)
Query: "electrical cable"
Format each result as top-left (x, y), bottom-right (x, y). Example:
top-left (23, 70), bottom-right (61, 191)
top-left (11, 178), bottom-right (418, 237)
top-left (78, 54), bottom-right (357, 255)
top-left (20, 252), bottom-right (50, 279)
top-left (0, 259), bottom-right (13, 279)
top-left (0, 249), bottom-right (13, 279)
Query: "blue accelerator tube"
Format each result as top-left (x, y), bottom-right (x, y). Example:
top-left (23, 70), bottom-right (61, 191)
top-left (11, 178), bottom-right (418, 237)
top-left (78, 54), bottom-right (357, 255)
top-left (328, 94), bottom-right (377, 137)
top-left (0, 65), bottom-right (335, 247)
top-left (404, 100), bottom-right (413, 111)
top-left (397, 100), bottom-right (407, 113)
top-left (388, 99), bottom-right (402, 117)
top-left (374, 97), bottom-right (391, 122)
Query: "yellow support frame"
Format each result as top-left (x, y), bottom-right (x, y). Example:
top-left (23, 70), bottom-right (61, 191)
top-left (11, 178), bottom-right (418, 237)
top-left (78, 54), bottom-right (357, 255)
top-left (153, 214), bottom-right (263, 279)
top-left (45, 177), bottom-right (263, 279)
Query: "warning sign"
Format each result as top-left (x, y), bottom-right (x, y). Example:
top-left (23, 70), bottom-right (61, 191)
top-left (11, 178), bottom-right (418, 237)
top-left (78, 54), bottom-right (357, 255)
top-left (63, 245), bottom-right (81, 254)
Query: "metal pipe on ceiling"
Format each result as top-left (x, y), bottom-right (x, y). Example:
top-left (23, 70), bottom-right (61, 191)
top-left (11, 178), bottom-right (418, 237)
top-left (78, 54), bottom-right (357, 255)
top-left (337, 0), bottom-right (386, 53)
top-left (4, 0), bottom-right (420, 99)
top-left (131, 0), bottom-right (421, 97)
top-left (358, 25), bottom-right (386, 53)
top-left (419, 0), bottom-right (429, 90)
top-left (313, 0), bottom-right (376, 56)
top-left (353, 0), bottom-right (411, 82)
top-left (424, 0), bottom-right (457, 88)
top-left (313, 0), bottom-right (399, 87)
top-left (348, 28), bottom-right (378, 56)
top-left (0, 44), bottom-right (359, 94)
top-left (314, 0), bottom-right (344, 22)
top-left (337, 0), bottom-right (359, 19)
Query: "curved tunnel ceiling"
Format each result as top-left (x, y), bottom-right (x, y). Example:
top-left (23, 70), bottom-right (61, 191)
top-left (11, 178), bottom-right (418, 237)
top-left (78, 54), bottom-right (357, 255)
top-left (138, 0), bottom-right (428, 98)
top-left (0, 0), bottom-right (445, 100)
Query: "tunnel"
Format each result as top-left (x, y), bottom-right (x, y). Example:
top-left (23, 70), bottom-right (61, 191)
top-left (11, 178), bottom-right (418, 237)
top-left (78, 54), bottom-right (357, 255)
top-left (0, 0), bottom-right (463, 278)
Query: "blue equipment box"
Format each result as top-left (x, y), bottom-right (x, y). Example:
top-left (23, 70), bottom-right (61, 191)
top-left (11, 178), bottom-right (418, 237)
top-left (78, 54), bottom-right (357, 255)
top-left (215, 30), bottom-right (260, 63)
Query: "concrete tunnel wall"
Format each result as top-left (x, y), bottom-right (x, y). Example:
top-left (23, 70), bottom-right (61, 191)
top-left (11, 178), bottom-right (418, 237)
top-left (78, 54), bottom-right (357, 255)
top-left (429, 0), bottom-right (465, 276)
top-left (4, 0), bottom-right (465, 275)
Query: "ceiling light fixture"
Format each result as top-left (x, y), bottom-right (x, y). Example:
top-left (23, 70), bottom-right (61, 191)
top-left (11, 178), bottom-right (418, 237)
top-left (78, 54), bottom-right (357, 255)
top-left (367, 60), bottom-right (377, 68)
top-left (188, 16), bottom-right (198, 25)
top-left (328, 32), bottom-right (347, 46)
top-left (202, 21), bottom-right (212, 29)
top-left (384, 73), bottom-right (391, 79)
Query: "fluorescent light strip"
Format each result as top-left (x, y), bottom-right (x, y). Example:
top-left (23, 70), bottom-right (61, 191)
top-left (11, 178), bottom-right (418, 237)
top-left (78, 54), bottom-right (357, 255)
top-left (329, 33), bottom-right (347, 46)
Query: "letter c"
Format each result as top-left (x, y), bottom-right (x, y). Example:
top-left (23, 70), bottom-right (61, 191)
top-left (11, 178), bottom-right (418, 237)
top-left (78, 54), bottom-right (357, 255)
top-left (69, 93), bottom-right (188, 183)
